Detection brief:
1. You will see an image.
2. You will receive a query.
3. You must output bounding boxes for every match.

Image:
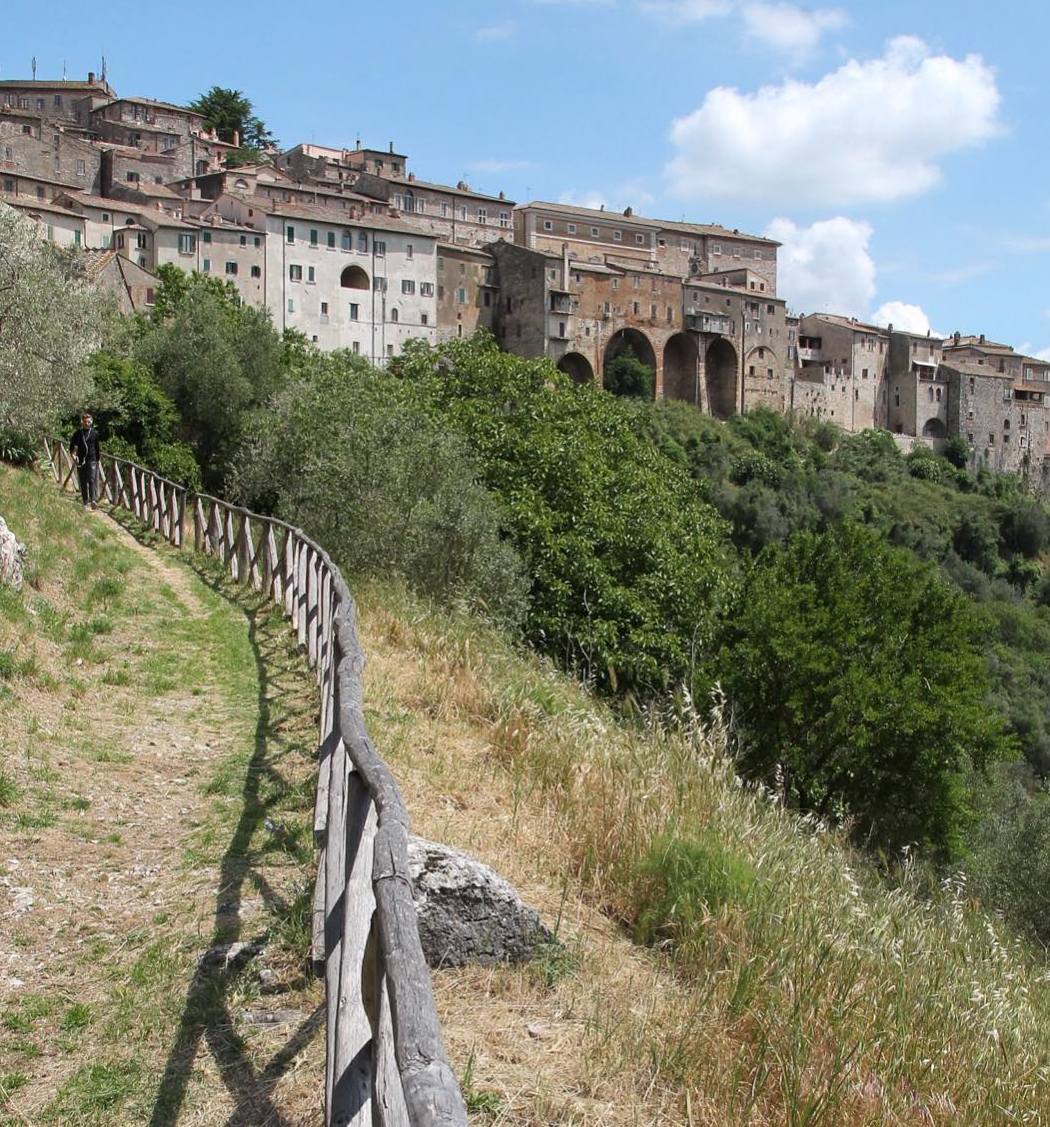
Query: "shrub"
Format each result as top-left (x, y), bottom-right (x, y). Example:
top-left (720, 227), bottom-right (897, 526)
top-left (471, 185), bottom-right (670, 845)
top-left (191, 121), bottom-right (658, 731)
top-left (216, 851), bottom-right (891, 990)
top-left (953, 510), bottom-right (1001, 574)
top-left (1000, 499), bottom-right (1050, 559)
top-left (0, 427), bottom-right (37, 465)
top-left (830, 428), bottom-right (905, 482)
top-left (231, 355), bottom-right (529, 626)
top-left (944, 434), bottom-right (971, 469)
top-left (715, 522), bottom-right (1013, 858)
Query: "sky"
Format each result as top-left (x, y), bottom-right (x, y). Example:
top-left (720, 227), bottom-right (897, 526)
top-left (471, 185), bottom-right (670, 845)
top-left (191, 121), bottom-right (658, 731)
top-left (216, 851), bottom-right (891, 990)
top-left (4, 0), bottom-right (1049, 354)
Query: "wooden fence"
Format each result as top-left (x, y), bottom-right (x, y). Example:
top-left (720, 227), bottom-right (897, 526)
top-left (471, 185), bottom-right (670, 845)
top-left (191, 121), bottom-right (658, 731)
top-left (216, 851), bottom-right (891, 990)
top-left (41, 439), bottom-right (468, 1127)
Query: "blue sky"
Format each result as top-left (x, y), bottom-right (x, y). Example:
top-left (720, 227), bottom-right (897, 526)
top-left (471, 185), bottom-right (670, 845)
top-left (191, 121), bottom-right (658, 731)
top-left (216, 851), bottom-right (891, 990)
top-left (4, 0), bottom-right (1048, 352)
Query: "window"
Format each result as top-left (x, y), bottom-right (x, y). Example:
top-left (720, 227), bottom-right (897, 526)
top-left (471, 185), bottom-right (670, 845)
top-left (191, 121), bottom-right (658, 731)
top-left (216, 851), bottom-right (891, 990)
top-left (177, 233), bottom-right (196, 254)
top-left (54, 94), bottom-right (62, 107)
top-left (202, 230), bottom-right (212, 243)
top-left (711, 243), bottom-right (722, 255)
top-left (136, 233), bottom-right (147, 249)
top-left (240, 235), bottom-right (247, 246)
top-left (406, 243), bottom-right (413, 258)
top-left (287, 298), bottom-right (295, 313)
top-left (73, 230), bottom-right (81, 246)
top-left (457, 287), bottom-right (466, 304)
top-left (310, 228), bottom-right (318, 246)
top-left (289, 264), bottom-right (303, 281)
top-left (225, 261), bottom-right (237, 275)
top-left (325, 231), bottom-right (336, 249)
top-left (612, 278), bottom-right (619, 290)
top-left (635, 233), bottom-right (645, 244)
top-left (349, 303), bottom-right (359, 320)
top-left (308, 266), bottom-right (315, 283)
top-left (401, 279), bottom-right (415, 295)
top-left (126, 171), bottom-right (140, 183)
top-left (613, 230), bottom-right (622, 242)
top-left (254, 236), bottom-right (261, 247)
top-left (499, 210), bottom-right (510, 227)
top-left (568, 223), bottom-right (577, 234)
top-left (421, 312), bottom-right (429, 325)
top-left (477, 209), bottom-right (487, 224)
top-left (543, 220), bottom-right (553, 231)
top-left (373, 276), bottom-right (387, 292)
top-left (145, 287), bottom-right (155, 306)
top-left (352, 341), bottom-right (360, 354)
top-left (391, 308), bottom-right (399, 323)
top-left (2, 179), bottom-right (12, 193)
top-left (75, 159), bottom-right (86, 176)
top-left (591, 226), bottom-right (599, 237)
top-left (374, 240), bottom-right (386, 256)
top-left (321, 301), bottom-right (329, 316)
top-left (420, 282), bottom-right (434, 297)
top-left (250, 265), bottom-right (261, 278)
top-left (286, 225), bottom-right (295, 243)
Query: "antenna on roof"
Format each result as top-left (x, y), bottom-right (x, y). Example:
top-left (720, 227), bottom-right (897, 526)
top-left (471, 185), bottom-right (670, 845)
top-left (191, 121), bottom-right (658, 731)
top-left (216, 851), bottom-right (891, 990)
top-left (31, 57), bottom-right (37, 80)
top-left (62, 60), bottom-right (67, 81)
top-left (101, 54), bottom-right (107, 83)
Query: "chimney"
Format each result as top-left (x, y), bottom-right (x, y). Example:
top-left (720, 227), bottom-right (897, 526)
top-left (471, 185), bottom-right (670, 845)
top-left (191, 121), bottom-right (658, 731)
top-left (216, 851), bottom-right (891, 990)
top-left (232, 130), bottom-right (240, 148)
top-left (979, 333), bottom-right (985, 344)
top-left (389, 141), bottom-right (394, 154)
top-left (498, 190), bottom-right (505, 201)
top-left (88, 71), bottom-right (95, 84)
top-left (888, 323), bottom-right (894, 334)
top-left (624, 206), bottom-right (633, 217)
top-left (408, 172), bottom-right (415, 182)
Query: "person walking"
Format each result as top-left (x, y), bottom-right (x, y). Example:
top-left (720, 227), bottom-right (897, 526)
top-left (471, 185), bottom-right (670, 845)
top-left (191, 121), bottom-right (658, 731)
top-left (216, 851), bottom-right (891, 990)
top-left (70, 411), bottom-right (101, 509)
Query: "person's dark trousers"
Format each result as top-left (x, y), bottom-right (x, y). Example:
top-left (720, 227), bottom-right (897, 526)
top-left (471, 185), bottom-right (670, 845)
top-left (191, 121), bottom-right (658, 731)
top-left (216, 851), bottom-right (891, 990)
top-left (78, 460), bottom-right (98, 506)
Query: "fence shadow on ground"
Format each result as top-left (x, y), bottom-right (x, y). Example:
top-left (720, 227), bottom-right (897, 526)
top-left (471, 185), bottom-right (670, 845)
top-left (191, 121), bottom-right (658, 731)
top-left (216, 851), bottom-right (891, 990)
top-left (106, 507), bottom-right (324, 1127)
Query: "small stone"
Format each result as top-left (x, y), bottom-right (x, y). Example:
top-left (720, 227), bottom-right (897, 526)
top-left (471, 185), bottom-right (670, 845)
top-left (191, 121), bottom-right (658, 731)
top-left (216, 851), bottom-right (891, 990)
top-left (527, 1022), bottom-right (551, 1040)
top-left (199, 941), bottom-right (264, 971)
top-left (238, 1008), bottom-right (304, 1026)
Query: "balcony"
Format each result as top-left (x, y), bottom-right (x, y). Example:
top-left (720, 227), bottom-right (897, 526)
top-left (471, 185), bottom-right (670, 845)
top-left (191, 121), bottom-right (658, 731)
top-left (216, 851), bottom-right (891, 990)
top-left (550, 296), bottom-right (573, 314)
top-left (797, 346), bottom-right (822, 362)
top-left (686, 311), bottom-right (732, 336)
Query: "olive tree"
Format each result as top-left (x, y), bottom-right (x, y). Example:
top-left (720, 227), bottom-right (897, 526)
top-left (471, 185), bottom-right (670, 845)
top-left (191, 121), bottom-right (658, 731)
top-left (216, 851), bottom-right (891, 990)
top-left (0, 203), bottom-right (104, 431)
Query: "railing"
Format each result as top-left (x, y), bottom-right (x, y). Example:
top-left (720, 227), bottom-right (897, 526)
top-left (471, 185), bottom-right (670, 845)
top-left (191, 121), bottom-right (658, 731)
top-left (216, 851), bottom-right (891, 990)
top-left (41, 438), bottom-right (467, 1127)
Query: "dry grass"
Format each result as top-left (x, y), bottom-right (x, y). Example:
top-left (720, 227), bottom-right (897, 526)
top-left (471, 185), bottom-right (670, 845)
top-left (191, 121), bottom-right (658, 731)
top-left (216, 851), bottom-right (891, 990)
top-left (356, 579), bottom-right (1050, 1126)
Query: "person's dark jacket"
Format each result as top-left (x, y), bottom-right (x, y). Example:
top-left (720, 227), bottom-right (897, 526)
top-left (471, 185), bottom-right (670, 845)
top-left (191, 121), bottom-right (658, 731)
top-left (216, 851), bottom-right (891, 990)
top-left (70, 426), bottom-right (100, 465)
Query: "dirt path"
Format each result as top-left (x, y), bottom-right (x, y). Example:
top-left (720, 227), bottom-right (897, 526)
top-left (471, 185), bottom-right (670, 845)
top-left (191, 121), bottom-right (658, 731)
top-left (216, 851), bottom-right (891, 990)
top-left (0, 476), bottom-right (322, 1125)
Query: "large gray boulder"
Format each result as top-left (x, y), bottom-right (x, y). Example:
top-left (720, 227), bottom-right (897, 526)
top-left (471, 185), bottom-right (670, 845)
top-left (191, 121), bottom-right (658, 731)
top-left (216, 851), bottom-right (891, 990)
top-left (0, 517), bottom-right (25, 591)
top-left (408, 837), bottom-right (553, 968)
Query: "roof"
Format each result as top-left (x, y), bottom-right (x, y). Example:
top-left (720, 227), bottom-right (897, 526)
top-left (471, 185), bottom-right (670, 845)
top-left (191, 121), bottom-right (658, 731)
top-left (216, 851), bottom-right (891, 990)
top-left (400, 177), bottom-right (511, 205)
top-left (519, 200), bottom-right (775, 245)
top-left (6, 196), bottom-right (82, 219)
top-left (436, 241), bottom-right (493, 259)
top-left (55, 190), bottom-right (140, 211)
top-left (0, 79), bottom-right (113, 92)
top-left (804, 312), bottom-right (889, 335)
top-left (262, 199), bottom-right (436, 237)
top-left (107, 96), bottom-right (203, 118)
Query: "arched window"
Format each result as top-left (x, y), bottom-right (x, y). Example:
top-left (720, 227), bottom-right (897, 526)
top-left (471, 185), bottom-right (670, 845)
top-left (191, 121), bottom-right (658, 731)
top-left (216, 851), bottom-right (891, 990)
top-left (341, 230), bottom-right (352, 251)
top-left (391, 308), bottom-right (399, 323)
top-left (340, 264), bottom-right (369, 289)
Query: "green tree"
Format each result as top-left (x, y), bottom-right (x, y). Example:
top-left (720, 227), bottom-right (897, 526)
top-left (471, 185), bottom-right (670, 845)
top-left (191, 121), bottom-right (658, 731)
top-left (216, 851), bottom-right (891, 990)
top-left (188, 87), bottom-right (276, 165)
top-left (603, 347), bottom-right (654, 399)
top-left (0, 204), bottom-right (103, 431)
top-left (944, 434), bottom-right (971, 469)
top-left (953, 510), bottom-right (1001, 574)
top-left (717, 522), bottom-right (1011, 859)
top-left (391, 335), bottom-right (733, 697)
top-left (1000, 499), bottom-right (1050, 559)
top-left (133, 267), bottom-right (285, 487)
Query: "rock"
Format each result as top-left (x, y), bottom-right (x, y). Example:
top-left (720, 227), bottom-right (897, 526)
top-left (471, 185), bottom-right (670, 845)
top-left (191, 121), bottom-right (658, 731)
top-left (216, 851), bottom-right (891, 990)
top-left (407, 837), bottom-right (553, 968)
top-left (238, 1008), bottom-right (305, 1026)
top-left (0, 517), bottom-right (26, 591)
top-left (198, 941), bottom-right (264, 971)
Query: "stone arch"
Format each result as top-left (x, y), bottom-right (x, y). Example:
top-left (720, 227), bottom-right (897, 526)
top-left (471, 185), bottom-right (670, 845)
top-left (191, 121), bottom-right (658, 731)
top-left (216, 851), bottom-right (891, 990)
top-left (603, 328), bottom-right (657, 398)
top-left (557, 352), bottom-right (594, 385)
top-left (663, 333), bottom-right (699, 403)
top-left (922, 417), bottom-right (946, 438)
top-left (340, 264), bottom-right (369, 289)
top-left (705, 337), bottom-right (738, 419)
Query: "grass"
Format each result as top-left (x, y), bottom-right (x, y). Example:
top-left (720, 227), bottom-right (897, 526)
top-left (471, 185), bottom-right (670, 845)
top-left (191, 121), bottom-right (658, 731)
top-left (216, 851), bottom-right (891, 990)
top-left (356, 578), bottom-right (1050, 1125)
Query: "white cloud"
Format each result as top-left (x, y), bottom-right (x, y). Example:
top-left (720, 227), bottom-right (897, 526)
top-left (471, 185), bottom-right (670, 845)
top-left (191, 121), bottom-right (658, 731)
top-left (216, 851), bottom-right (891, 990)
top-left (667, 37), bottom-right (1001, 206)
top-left (924, 263), bottom-right (990, 285)
top-left (740, 2), bottom-right (846, 55)
top-left (871, 300), bottom-right (941, 337)
top-left (474, 21), bottom-right (516, 40)
top-left (1018, 342), bottom-right (1050, 361)
top-left (766, 216), bottom-right (875, 316)
top-left (1005, 234), bottom-right (1050, 253)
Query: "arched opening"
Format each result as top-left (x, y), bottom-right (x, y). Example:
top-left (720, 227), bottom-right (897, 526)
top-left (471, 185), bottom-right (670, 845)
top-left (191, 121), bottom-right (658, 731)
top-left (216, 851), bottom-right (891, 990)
top-left (663, 333), bottom-right (699, 403)
top-left (705, 338), bottom-right (738, 419)
top-left (922, 417), bottom-right (946, 438)
top-left (557, 352), bottom-right (594, 385)
top-left (340, 264), bottom-right (369, 289)
top-left (603, 328), bottom-right (657, 399)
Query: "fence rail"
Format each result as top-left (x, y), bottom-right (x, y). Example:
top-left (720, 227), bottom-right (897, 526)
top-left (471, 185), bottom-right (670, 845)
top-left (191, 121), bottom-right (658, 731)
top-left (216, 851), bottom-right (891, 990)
top-left (41, 438), bottom-right (467, 1127)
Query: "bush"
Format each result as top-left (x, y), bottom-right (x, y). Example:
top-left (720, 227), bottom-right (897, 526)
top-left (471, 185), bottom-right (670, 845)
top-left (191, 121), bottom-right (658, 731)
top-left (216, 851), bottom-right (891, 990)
top-left (953, 510), bottom-right (1001, 574)
top-left (603, 347), bottom-right (654, 399)
top-left (716, 522), bottom-right (1012, 858)
top-left (391, 335), bottom-right (733, 696)
top-left (231, 355), bottom-right (528, 626)
top-left (0, 427), bottom-right (37, 465)
top-left (944, 434), bottom-right (971, 469)
top-left (1000, 499), bottom-right (1050, 559)
top-left (831, 429), bottom-right (905, 482)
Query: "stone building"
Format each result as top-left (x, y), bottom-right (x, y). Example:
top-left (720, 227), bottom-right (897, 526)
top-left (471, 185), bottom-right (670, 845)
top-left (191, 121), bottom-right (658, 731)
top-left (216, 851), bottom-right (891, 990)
top-left (0, 74), bottom-right (115, 128)
top-left (0, 119), bottom-right (103, 194)
top-left (83, 248), bottom-right (159, 314)
top-left (436, 244), bottom-right (497, 341)
top-left (4, 194), bottom-right (86, 247)
top-left (886, 329), bottom-right (945, 438)
top-left (792, 315), bottom-right (891, 431)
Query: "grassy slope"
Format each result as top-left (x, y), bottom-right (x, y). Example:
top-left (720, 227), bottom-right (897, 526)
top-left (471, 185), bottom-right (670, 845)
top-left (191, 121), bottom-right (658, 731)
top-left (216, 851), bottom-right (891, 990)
top-left (0, 466), bottom-right (321, 1126)
top-left (357, 580), bottom-right (1050, 1126)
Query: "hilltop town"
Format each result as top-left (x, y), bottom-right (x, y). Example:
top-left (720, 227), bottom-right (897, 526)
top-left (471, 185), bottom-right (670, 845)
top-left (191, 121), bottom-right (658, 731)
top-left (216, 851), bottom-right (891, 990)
top-left (3, 70), bottom-right (1048, 481)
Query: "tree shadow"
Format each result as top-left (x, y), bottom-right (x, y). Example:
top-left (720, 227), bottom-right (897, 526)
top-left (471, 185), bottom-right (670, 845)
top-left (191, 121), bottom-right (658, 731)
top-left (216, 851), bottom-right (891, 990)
top-left (94, 515), bottom-right (326, 1127)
